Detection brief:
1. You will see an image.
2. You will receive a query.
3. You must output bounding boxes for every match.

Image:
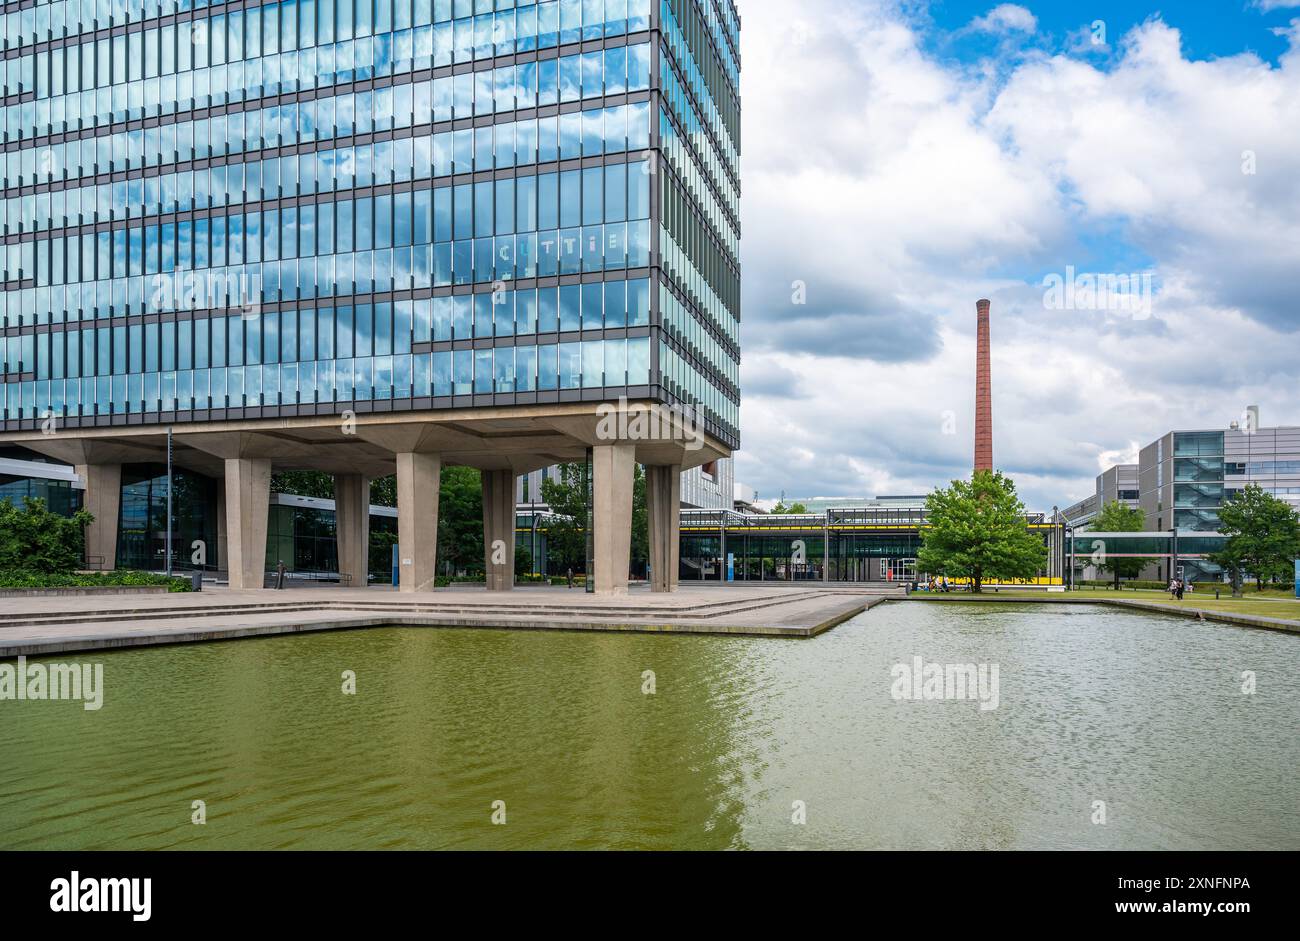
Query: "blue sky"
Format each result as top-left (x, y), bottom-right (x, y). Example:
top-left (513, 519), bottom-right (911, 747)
top-left (735, 0), bottom-right (1300, 512)
top-left (923, 0), bottom-right (1297, 64)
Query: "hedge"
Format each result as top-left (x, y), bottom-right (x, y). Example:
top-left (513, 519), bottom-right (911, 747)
top-left (1076, 579), bottom-right (1180, 591)
top-left (0, 570), bottom-right (193, 592)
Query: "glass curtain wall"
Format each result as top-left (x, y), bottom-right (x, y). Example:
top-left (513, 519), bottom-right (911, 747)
top-left (2, 1), bottom-right (690, 431)
top-left (117, 463), bottom-right (217, 570)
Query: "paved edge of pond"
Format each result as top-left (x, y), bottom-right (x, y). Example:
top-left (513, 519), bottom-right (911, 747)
top-left (902, 594), bottom-right (1300, 635)
top-left (0, 595), bottom-right (888, 657)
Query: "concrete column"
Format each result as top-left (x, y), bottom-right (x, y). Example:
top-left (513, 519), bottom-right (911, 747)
top-left (214, 477), bottom-right (227, 572)
top-left (224, 458), bottom-right (271, 590)
top-left (645, 464), bottom-right (680, 592)
top-left (334, 473), bottom-right (370, 589)
top-left (823, 524), bottom-right (830, 583)
top-left (591, 443), bottom-right (635, 596)
top-left (482, 469), bottom-right (516, 591)
top-left (396, 452), bottom-right (441, 593)
top-left (76, 463), bottom-right (122, 571)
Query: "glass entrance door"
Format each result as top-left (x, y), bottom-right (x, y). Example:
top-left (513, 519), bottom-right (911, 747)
top-left (888, 558), bottom-right (916, 582)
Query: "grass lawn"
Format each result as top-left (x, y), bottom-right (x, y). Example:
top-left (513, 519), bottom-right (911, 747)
top-left (910, 586), bottom-right (1300, 624)
top-left (1120, 594), bottom-right (1300, 623)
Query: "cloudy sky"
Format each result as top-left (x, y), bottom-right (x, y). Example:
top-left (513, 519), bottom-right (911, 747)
top-left (734, 0), bottom-right (1300, 512)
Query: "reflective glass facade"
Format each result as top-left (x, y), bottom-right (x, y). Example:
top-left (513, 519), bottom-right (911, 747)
top-left (2, 0), bottom-right (740, 449)
top-left (0, 465), bottom-right (80, 511)
top-left (116, 462), bottom-right (216, 568)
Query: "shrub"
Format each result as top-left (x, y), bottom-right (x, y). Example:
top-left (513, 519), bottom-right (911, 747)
top-left (0, 497), bottom-right (94, 574)
top-left (0, 570), bottom-right (192, 592)
top-left (1077, 579), bottom-right (1187, 591)
top-left (549, 575), bottom-right (587, 586)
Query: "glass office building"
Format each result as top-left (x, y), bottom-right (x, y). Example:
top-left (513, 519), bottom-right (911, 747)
top-left (1, 0), bottom-right (741, 453)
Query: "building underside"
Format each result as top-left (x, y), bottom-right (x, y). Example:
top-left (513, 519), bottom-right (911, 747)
top-left (0, 400), bottom-right (726, 595)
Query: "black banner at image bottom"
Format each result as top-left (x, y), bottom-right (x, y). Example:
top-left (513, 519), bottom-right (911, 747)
top-left (0, 850), bottom-right (1287, 928)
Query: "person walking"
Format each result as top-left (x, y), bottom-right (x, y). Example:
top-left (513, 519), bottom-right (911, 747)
top-left (566, 567), bottom-right (574, 589)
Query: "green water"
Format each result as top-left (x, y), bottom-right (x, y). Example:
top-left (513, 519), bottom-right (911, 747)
top-left (2, 602), bottom-right (1297, 850)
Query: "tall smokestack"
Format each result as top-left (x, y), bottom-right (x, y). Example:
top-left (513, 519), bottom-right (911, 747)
top-left (974, 299), bottom-right (993, 473)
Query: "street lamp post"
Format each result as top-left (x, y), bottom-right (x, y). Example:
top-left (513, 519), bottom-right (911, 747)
top-left (165, 426), bottom-right (173, 578)
top-left (1052, 505), bottom-right (1059, 583)
top-left (531, 504), bottom-right (539, 579)
top-left (1169, 527), bottom-right (1179, 585)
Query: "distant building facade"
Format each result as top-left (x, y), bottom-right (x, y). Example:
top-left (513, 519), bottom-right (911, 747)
top-left (1062, 412), bottom-right (1300, 583)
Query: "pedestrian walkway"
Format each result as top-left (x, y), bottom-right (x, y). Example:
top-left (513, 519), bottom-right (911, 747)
top-left (0, 583), bottom-right (900, 656)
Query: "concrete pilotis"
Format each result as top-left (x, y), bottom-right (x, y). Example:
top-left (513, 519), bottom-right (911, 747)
top-left (396, 452), bottom-right (441, 593)
top-left (224, 458), bottom-right (271, 589)
top-left (76, 463), bottom-right (122, 571)
top-left (592, 443), bottom-right (635, 595)
top-left (214, 478), bottom-right (227, 572)
top-left (482, 469), bottom-right (517, 591)
top-left (334, 473), bottom-right (370, 589)
top-left (646, 464), bottom-right (681, 592)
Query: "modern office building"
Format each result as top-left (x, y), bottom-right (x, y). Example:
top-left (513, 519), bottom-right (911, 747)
top-left (731, 478), bottom-right (756, 513)
top-left (1061, 463), bottom-right (1138, 530)
top-left (682, 499), bottom-right (1063, 584)
top-left (1139, 418), bottom-right (1300, 534)
top-left (0, 446), bottom-right (82, 513)
top-left (0, 0), bottom-right (741, 594)
top-left (753, 494), bottom-right (927, 515)
top-left (1061, 412), bottom-right (1300, 582)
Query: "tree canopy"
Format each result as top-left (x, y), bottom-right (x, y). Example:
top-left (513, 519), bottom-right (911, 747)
top-left (0, 497), bottom-right (94, 574)
top-left (916, 470), bottom-right (1048, 592)
top-left (271, 470), bottom-right (396, 507)
top-left (437, 465), bottom-right (485, 576)
top-left (540, 462), bottom-right (647, 577)
top-left (770, 501), bottom-right (808, 515)
top-left (1211, 484), bottom-right (1300, 590)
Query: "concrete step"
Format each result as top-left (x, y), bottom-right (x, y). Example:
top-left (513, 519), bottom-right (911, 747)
top-left (0, 588), bottom-right (862, 630)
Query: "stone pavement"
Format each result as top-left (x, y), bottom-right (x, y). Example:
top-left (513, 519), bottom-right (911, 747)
top-left (0, 583), bottom-right (903, 656)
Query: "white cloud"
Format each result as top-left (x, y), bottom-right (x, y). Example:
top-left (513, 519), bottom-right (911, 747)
top-left (1097, 443), bottom-right (1141, 471)
top-left (734, 1), bottom-right (1300, 511)
top-left (969, 4), bottom-right (1038, 35)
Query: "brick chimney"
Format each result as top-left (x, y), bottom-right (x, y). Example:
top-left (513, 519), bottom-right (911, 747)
top-left (974, 299), bottom-right (993, 473)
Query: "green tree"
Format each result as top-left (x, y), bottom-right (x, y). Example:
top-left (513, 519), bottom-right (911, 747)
top-left (1090, 500), bottom-right (1155, 589)
top-left (916, 470), bottom-right (1048, 593)
top-left (541, 463), bottom-right (589, 575)
top-left (438, 465), bottom-right (485, 576)
top-left (369, 475), bottom-right (397, 508)
top-left (630, 464), bottom-right (648, 577)
top-left (0, 497), bottom-right (95, 574)
top-left (515, 544), bottom-right (533, 578)
top-left (272, 470), bottom-right (396, 508)
top-left (539, 462), bottom-right (648, 578)
top-left (771, 501), bottom-right (808, 515)
top-left (1211, 484), bottom-right (1300, 591)
top-left (270, 470), bottom-right (334, 499)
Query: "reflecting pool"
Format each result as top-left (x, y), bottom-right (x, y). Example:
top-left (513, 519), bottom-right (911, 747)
top-left (2, 602), bottom-right (1297, 849)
